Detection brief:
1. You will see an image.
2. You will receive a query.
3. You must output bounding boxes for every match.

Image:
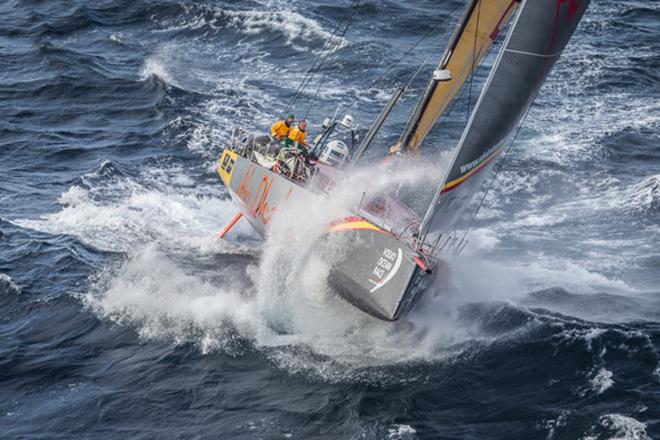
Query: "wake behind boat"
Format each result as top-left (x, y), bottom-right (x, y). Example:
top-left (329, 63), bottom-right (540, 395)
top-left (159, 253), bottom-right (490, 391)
top-left (217, 0), bottom-right (591, 321)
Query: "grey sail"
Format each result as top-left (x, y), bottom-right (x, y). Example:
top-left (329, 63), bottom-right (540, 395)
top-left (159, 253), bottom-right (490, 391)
top-left (419, 0), bottom-right (590, 238)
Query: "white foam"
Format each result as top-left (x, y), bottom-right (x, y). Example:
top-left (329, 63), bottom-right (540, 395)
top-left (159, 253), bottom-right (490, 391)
top-left (627, 174), bottom-right (660, 213)
top-left (86, 245), bottom-right (259, 353)
top-left (590, 367), bottom-right (614, 395)
top-left (245, 162), bottom-right (476, 370)
top-left (153, 3), bottom-right (343, 52)
top-left (387, 424), bottom-right (417, 439)
top-left (543, 410), bottom-right (569, 440)
top-left (16, 166), bottom-right (257, 254)
top-left (225, 8), bottom-right (345, 50)
top-left (580, 414), bottom-right (651, 440)
top-left (557, 328), bottom-right (607, 352)
top-left (456, 232), bottom-right (633, 298)
top-left (140, 56), bottom-right (176, 86)
top-left (20, 150), bottom-right (644, 381)
top-left (0, 273), bottom-right (21, 294)
top-left (34, 159), bottom-right (478, 377)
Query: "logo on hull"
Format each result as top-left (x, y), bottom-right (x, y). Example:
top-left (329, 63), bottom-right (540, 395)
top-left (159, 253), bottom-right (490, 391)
top-left (369, 248), bottom-right (403, 293)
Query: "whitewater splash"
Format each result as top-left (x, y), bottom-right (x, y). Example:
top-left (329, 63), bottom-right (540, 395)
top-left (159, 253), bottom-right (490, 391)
top-left (15, 150), bottom-right (653, 383)
top-left (82, 162), bottom-right (476, 368)
top-left (152, 2), bottom-right (345, 54)
top-left (21, 160), bottom-right (482, 378)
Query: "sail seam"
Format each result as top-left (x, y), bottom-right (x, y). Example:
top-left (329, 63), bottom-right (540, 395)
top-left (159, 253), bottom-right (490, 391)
top-left (504, 48), bottom-right (562, 58)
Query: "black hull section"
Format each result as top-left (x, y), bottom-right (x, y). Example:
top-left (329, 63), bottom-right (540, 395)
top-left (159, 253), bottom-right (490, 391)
top-left (321, 228), bottom-right (428, 321)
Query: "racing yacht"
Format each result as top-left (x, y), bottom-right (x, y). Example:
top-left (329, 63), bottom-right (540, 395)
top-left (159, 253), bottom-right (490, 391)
top-left (217, 0), bottom-right (590, 321)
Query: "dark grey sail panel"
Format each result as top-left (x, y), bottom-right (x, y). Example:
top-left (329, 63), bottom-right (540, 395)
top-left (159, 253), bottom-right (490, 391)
top-left (420, 0), bottom-right (590, 236)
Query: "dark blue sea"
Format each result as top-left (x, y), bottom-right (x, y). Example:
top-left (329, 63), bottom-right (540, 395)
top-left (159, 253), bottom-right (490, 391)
top-left (1, 1), bottom-right (659, 438)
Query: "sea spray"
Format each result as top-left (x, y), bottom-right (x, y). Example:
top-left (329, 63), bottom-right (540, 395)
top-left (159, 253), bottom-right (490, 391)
top-left (85, 244), bottom-right (260, 353)
top-left (247, 160), bottom-right (479, 362)
top-left (77, 157), bottom-right (498, 371)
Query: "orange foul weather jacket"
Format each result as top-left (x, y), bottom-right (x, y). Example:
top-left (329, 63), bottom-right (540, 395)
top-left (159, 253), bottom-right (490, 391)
top-left (270, 120), bottom-right (291, 139)
top-left (288, 126), bottom-right (306, 146)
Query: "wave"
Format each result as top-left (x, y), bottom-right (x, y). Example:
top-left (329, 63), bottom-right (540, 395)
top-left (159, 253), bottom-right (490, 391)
top-left (83, 245), bottom-right (660, 385)
top-left (225, 8), bottom-right (343, 48)
top-left (582, 414), bottom-right (652, 440)
top-left (140, 56), bottom-right (177, 88)
top-left (149, 2), bottom-right (343, 52)
top-left (523, 288), bottom-right (660, 323)
top-left (627, 174), bottom-right (660, 215)
top-left (0, 273), bottom-right (21, 295)
top-left (15, 160), bottom-right (255, 254)
top-left (589, 367), bottom-right (614, 395)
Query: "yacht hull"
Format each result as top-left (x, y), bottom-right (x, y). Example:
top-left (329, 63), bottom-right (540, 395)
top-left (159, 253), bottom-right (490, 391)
top-left (217, 149), bottom-right (429, 321)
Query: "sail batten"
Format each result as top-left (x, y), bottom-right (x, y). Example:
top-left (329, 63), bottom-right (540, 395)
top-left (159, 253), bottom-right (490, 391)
top-left (419, 0), bottom-right (591, 238)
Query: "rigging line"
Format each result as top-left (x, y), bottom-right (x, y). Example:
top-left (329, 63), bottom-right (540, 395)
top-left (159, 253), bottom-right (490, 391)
top-left (284, 3), bottom-right (354, 112)
top-left (283, 24), bottom-right (348, 115)
top-left (435, 73), bottom-right (469, 127)
top-left (295, 2), bottom-right (360, 118)
top-left (434, 38), bottom-right (493, 132)
top-left (466, 0), bottom-right (482, 122)
top-left (411, 35), bottom-right (490, 144)
top-left (303, 2), bottom-right (360, 119)
top-left (338, 3), bottom-right (463, 116)
top-left (459, 104), bottom-right (534, 245)
top-left (283, 0), bottom-right (361, 115)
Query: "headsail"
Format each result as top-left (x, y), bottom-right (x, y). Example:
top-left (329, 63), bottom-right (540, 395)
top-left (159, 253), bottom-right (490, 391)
top-left (395, 0), bottom-right (520, 154)
top-left (419, 0), bottom-right (590, 238)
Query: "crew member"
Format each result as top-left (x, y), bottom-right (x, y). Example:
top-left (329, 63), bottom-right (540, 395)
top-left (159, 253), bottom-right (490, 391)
top-left (287, 120), bottom-right (308, 151)
top-left (271, 114), bottom-right (294, 141)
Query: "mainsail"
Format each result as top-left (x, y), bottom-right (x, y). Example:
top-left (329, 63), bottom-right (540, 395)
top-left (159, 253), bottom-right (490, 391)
top-left (395, 0), bottom-right (520, 154)
top-left (419, 0), bottom-right (590, 238)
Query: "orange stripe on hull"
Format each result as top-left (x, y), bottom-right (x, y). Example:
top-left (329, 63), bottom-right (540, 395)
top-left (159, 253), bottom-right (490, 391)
top-left (326, 217), bottom-right (388, 235)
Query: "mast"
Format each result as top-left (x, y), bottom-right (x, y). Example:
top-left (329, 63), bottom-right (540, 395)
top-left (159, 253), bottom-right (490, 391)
top-left (393, 0), bottom-right (520, 155)
top-left (350, 85), bottom-right (405, 164)
top-left (418, 0), bottom-right (591, 239)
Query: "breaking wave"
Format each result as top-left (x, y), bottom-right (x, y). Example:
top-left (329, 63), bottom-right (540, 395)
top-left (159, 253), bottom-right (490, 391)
top-left (23, 157), bottom-right (651, 386)
top-left (15, 161), bottom-right (257, 254)
top-left (581, 414), bottom-right (651, 440)
top-left (154, 2), bottom-right (342, 51)
top-left (0, 273), bottom-right (21, 295)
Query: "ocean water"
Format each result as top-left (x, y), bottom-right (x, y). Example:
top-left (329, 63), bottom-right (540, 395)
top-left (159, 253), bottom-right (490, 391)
top-left (1, 1), bottom-right (659, 439)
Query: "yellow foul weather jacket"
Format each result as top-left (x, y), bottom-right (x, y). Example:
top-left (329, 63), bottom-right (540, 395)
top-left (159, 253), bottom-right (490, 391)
top-left (270, 120), bottom-right (291, 139)
top-left (288, 126), bottom-right (306, 146)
